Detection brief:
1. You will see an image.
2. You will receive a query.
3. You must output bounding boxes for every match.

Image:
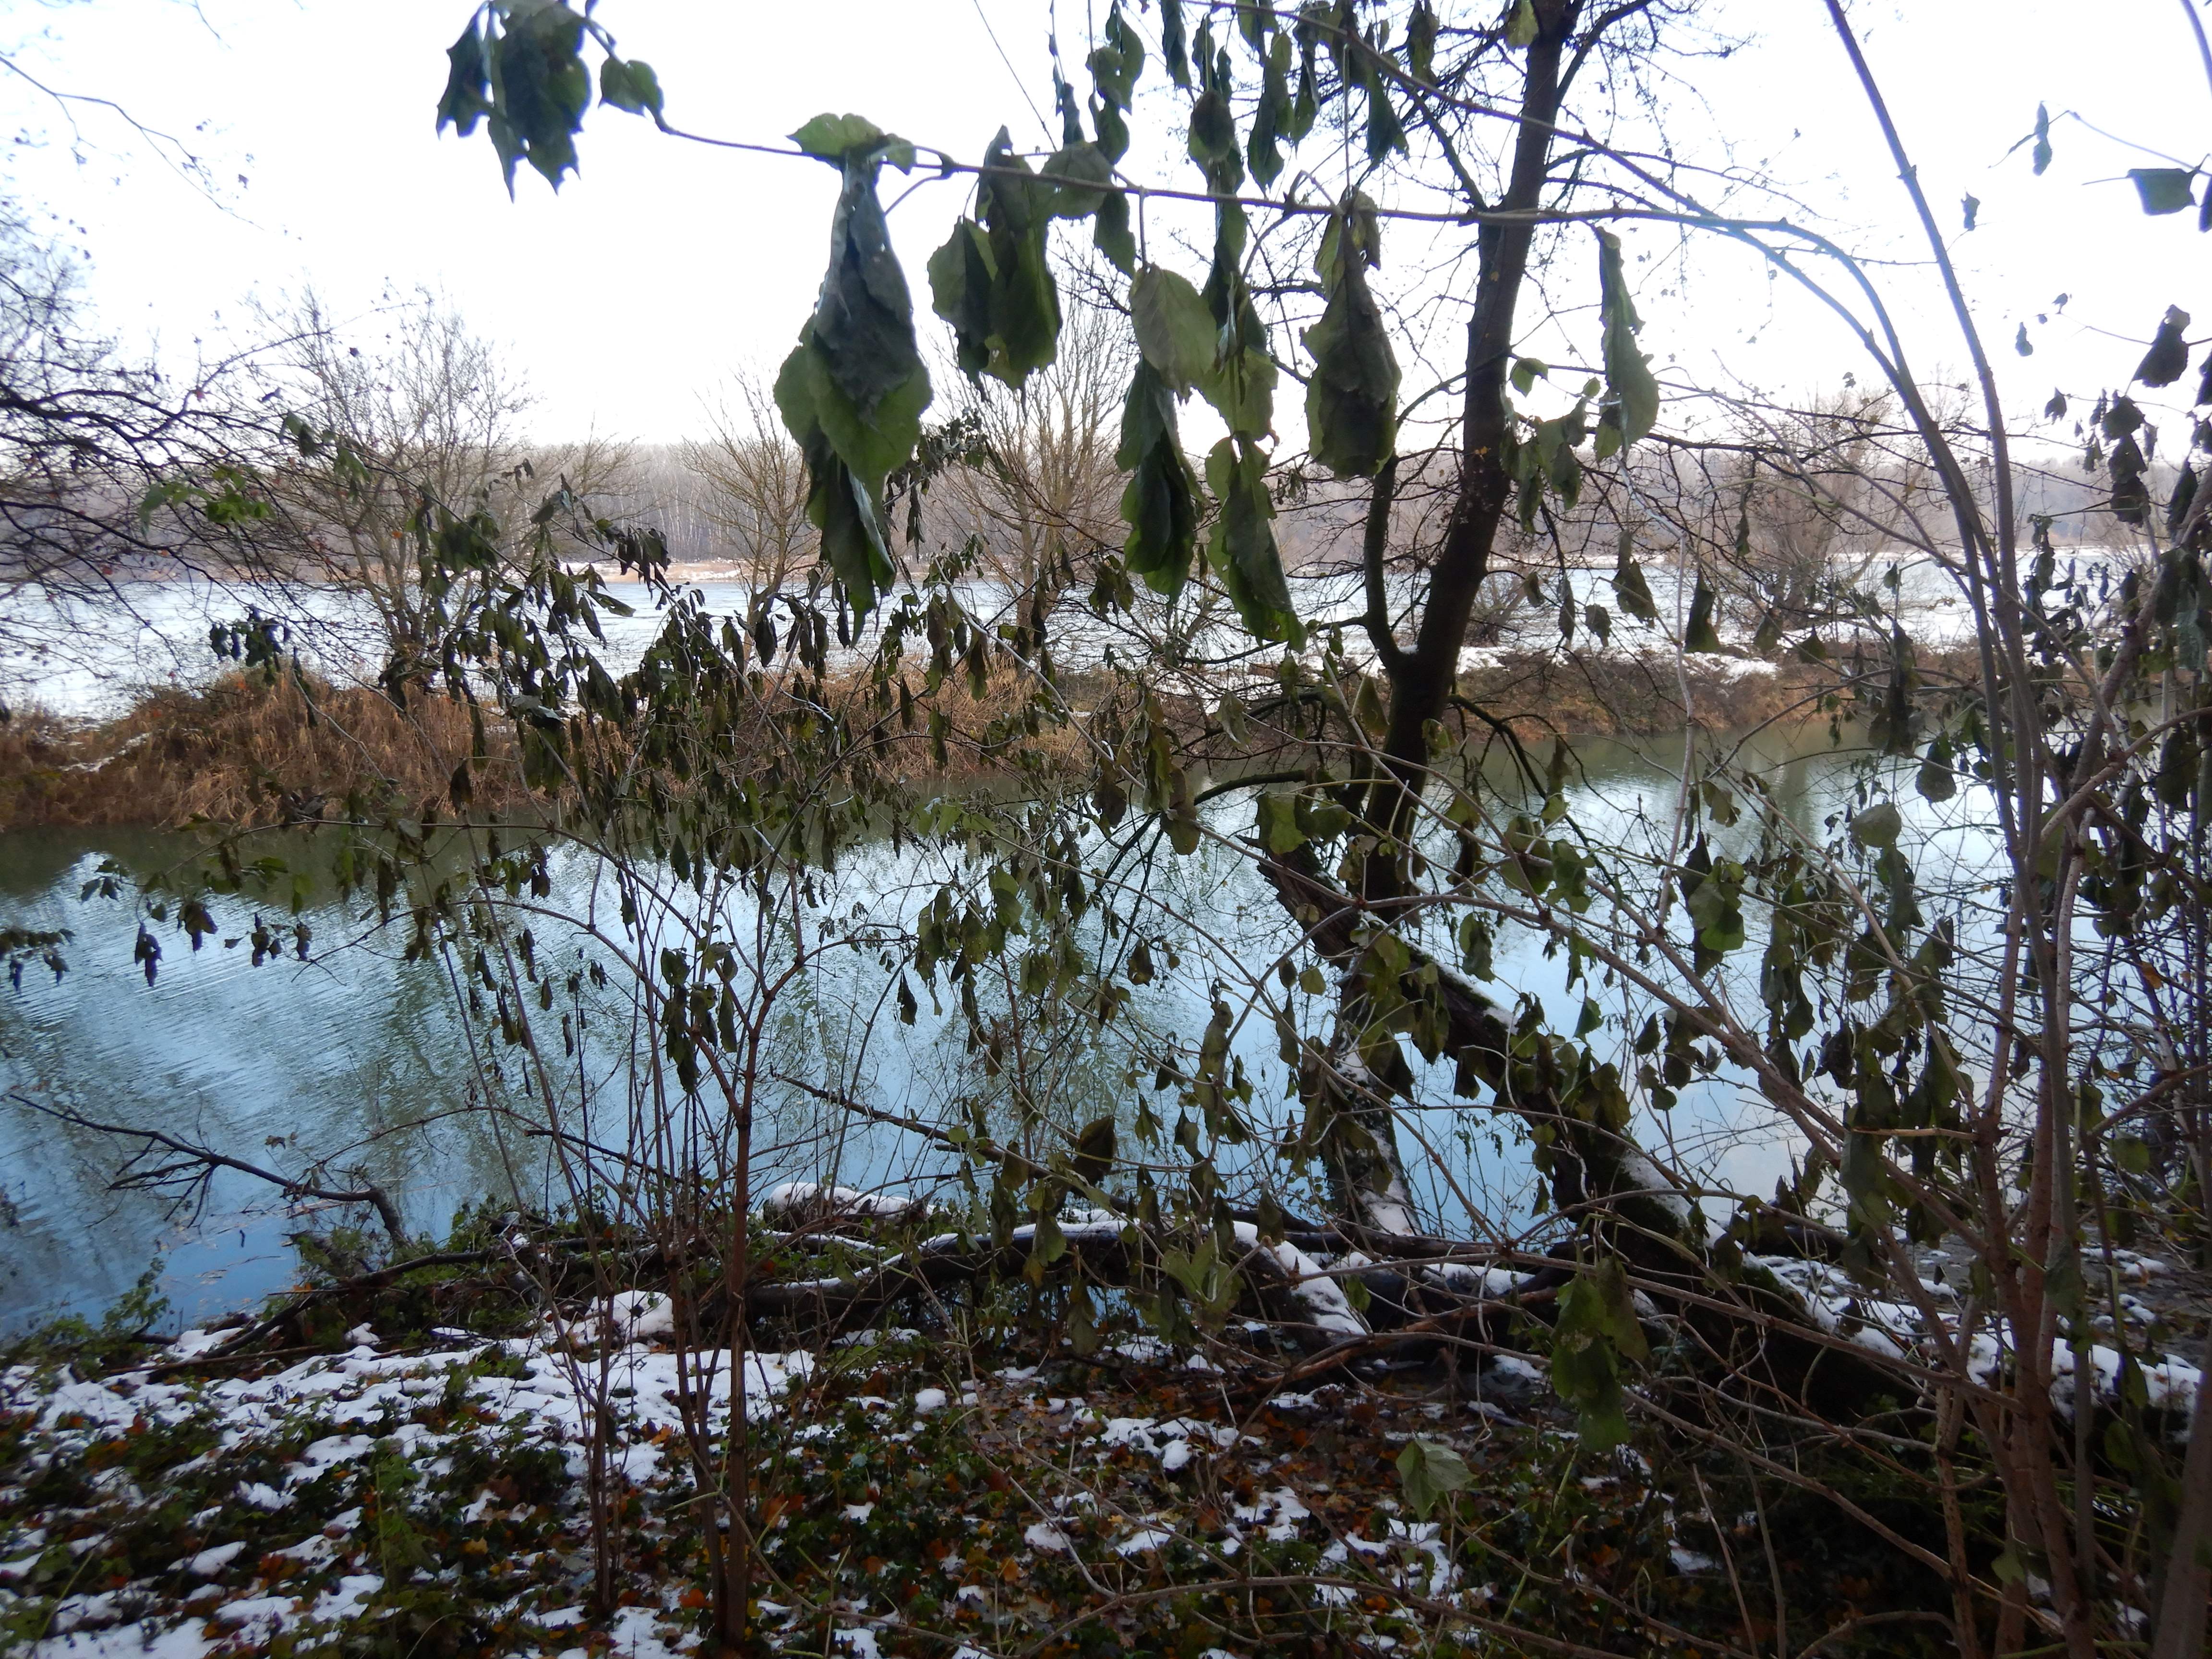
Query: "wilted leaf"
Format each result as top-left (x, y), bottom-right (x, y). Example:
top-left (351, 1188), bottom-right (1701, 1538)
top-left (1303, 192), bottom-right (1399, 477)
top-left (2136, 304), bottom-right (2192, 387)
top-left (1851, 801), bottom-right (1903, 850)
top-left (2128, 168), bottom-right (2196, 216)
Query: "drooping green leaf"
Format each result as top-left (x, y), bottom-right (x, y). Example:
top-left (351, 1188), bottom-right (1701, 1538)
top-left (2136, 304), bottom-right (2192, 387)
top-left (927, 218), bottom-right (997, 383)
top-left (1248, 31), bottom-right (1293, 188)
top-left (1850, 801), bottom-right (1903, 850)
top-left (437, 21), bottom-right (492, 136)
top-left (483, 2), bottom-right (593, 194)
top-left (1506, 0), bottom-right (1539, 49)
top-left (2031, 101), bottom-right (2052, 175)
top-left (1160, 0), bottom-right (1192, 87)
top-left (1205, 436), bottom-right (1301, 643)
top-left (1683, 572), bottom-right (1722, 652)
top-left (1407, 0), bottom-right (1439, 79)
top-left (1611, 531), bottom-right (1658, 623)
top-left (1303, 192), bottom-right (1399, 477)
top-left (1092, 188), bottom-right (1137, 275)
top-left (806, 144), bottom-right (930, 423)
top-left (771, 132), bottom-right (931, 621)
top-left (1089, 1), bottom-right (1145, 110)
top-left (1595, 229), bottom-right (1659, 448)
top-left (1363, 61), bottom-right (1407, 162)
top-left (983, 131), bottom-right (1062, 386)
top-left (1044, 141), bottom-right (1115, 218)
top-left (2128, 168), bottom-right (2197, 216)
top-left (1130, 266), bottom-right (1218, 397)
top-left (1117, 361), bottom-right (1203, 599)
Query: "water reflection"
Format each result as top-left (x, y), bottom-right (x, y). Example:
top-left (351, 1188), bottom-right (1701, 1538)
top-left (0, 725), bottom-right (1876, 1335)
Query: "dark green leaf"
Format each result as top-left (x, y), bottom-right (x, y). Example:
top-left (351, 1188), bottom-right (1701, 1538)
top-left (1408, 0), bottom-right (1438, 79)
top-left (1093, 188), bottom-right (1137, 275)
top-left (1205, 437), bottom-right (1301, 643)
top-left (1595, 229), bottom-right (1658, 447)
top-left (1960, 192), bottom-right (1979, 231)
top-left (598, 57), bottom-right (663, 118)
top-left (1117, 361), bottom-right (1203, 599)
top-left (1130, 266), bottom-right (1217, 397)
top-left (1303, 192), bottom-right (1399, 477)
top-left (1395, 1438), bottom-right (1472, 1519)
top-left (1850, 801), bottom-right (1902, 850)
top-left (1611, 531), bottom-right (1658, 623)
top-left (2136, 304), bottom-right (2192, 386)
top-left (437, 21), bottom-right (492, 136)
top-left (1044, 141), bottom-right (1114, 218)
top-left (2128, 168), bottom-right (2196, 216)
top-left (1683, 573), bottom-right (1721, 652)
top-left (1160, 0), bottom-right (1191, 87)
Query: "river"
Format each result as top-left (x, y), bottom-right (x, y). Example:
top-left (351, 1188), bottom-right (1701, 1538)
top-left (0, 720), bottom-right (1890, 1337)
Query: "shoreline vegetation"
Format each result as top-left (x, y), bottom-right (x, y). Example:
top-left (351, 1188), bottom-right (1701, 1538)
top-left (0, 646), bottom-right (1880, 832)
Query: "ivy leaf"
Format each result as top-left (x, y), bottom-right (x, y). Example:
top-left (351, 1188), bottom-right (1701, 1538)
top-left (2032, 101), bottom-right (2052, 175)
top-left (1595, 229), bottom-right (1659, 448)
top-left (1130, 266), bottom-right (1217, 397)
top-left (2128, 167), bottom-right (2196, 216)
top-left (2135, 304), bottom-right (2192, 387)
top-left (1960, 192), bottom-right (1979, 231)
top-left (1303, 192), bottom-right (1399, 478)
top-left (1506, 0), bottom-right (1539, 49)
top-left (1395, 1438), bottom-right (1472, 1519)
top-left (1117, 361), bottom-right (1203, 599)
top-left (2015, 323), bottom-right (2033, 357)
top-left (1205, 437), bottom-right (1302, 643)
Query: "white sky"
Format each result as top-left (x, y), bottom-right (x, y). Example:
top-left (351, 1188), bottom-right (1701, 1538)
top-left (1, 0), bottom-right (2206, 456)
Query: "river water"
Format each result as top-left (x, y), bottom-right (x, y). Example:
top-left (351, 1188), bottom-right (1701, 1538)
top-left (0, 719), bottom-right (1889, 1337)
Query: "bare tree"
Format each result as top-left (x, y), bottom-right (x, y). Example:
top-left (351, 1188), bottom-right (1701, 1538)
top-left (678, 372), bottom-right (813, 590)
top-left (246, 288), bottom-right (632, 676)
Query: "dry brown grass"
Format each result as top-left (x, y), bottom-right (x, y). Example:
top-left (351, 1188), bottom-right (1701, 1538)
top-left (0, 661), bottom-right (1097, 831)
top-left (0, 673), bottom-right (527, 830)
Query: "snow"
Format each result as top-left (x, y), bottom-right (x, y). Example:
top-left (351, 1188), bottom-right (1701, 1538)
top-left (1024, 1521), bottom-right (1073, 1552)
top-left (912, 1387), bottom-right (949, 1414)
top-left (1229, 1222), bottom-right (1366, 1336)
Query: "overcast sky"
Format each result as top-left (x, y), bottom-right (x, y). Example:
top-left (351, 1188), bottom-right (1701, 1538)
top-left (2, 0), bottom-right (2205, 456)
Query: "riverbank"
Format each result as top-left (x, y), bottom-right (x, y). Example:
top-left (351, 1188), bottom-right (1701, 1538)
top-left (0, 644), bottom-right (1873, 831)
top-left (0, 1275), bottom-right (1962, 1659)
